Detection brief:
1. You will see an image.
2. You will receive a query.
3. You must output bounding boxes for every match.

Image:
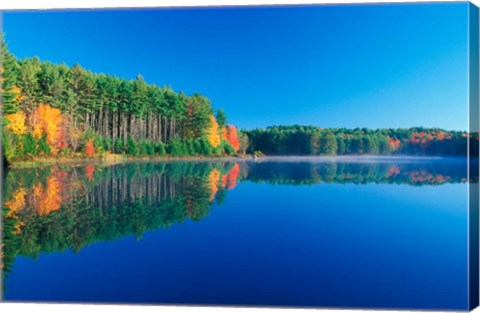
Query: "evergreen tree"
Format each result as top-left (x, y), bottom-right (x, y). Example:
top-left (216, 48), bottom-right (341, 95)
top-left (1, 37), bottom-right (19, 114)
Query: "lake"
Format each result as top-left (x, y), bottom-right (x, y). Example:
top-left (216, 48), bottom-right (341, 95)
top-left (1, 157), bottom-right (475, 310)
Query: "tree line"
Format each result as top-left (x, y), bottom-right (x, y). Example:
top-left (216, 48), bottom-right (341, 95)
top-left (244, 125), bottom-right (473, 156)
top-left (1, 35), bottom-right (474, 163)
top-left (1, 37), bottom-right (246, 164)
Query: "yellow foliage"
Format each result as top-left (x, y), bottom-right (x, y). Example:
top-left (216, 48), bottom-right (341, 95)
top-left (206, 115), bottom-right (221, 148)
top-left (32, 103), bottom-right (64, 154)
top-left (13, 221), bottom-right (25, 235)
top-left (4, 188), bottom-right (27, 235)
top-left (208, 168), bottom-right (221, 201)
top-left (11, 86), bottom-right (25, 103)
top-left (4, 188), bottom-right (27, 216)
top-left (33, 176), bottom-right (63, 216)
top-left (5, 110), bottom-right (27, 135)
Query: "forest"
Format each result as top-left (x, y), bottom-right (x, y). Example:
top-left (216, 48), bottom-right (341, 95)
top-left (1, 38), bottom-right (246, 165)
top-left (1, 36), bottom-right (476, 165)
top-left (244, 125), bottom-right (474, 156)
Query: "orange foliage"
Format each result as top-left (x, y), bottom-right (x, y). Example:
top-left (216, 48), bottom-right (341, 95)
top-left (220, 127), bottom-right (228, 141)
top-left (4, 189), bottom-right (27, 216)
top-left (32, 103), bottom-right (66, 154)
top-left (224, 163), bottom-right (240, 190)
top-left (410, 133), bottom-right (421, 144)
top-left (85, 138), bottom-right (95, 156)
top-left (410, 132), bottom-right (442, 144)
top-left (388, 137), bottom-right (401, 150)
top-left (387, 166), bottom-right (400, 177)
top-left (436, 131), bottom-right (451, 140)
top-left (226, 125), bottom-right (240, 152)
top-left (206, 115), bottom-right (221, 148)
top-left (32, 176), bottom-right (63, 215)
top-left (85, 164), bottom-right (95, 181)
top-left (208, 168), bottom-right (221, 201)
top-left (4, 110), bottom-right (27, 135)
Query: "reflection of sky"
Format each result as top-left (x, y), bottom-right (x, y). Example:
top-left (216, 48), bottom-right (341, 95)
top-left (3, 3), bottom-right (469, 130)
top-left (5, 180), bottom-right (468, 310)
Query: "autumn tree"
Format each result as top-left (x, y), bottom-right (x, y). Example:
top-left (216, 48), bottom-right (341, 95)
top-left (32, 103), bottom-right (66, 154)
top-left (206, 115), bottom-right (221, 148)
top-left (85, 138), bottom-right (95, 156)
top-left (4, 111), bottom-right (27, 135)
top-left (226, 125), bottom-right (240, 152)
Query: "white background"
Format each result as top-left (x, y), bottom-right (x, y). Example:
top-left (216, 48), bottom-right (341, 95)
top-left (0, 0), bottom-right (479, 313)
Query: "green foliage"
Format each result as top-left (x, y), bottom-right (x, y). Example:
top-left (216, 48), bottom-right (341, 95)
top-left (184, 140), bottom-right (195, 156)
top-left (2, 130), bottom-right (15, 161)
top-left (319, 131), bottom-right (337, 155)
top-left (183, 94), bottom-right (214, 140)
top-left (244, 125), bottom-right (468, 156)
top-left (199, 139), bottom-right (213, 156)
top-left (126, 136), bottom-right (139, 156)
top-left (115, 138), bottom-right (124, 153)
top-left (139, 140), bottom-right (155, 156)
top-left (154, 143), bottom-right (166, 156)
top-left (146, 142), bottom-right (155, 156)
top-left (139, 141), bottom-right (148, 156)
top-left (169, 139), bottom-right (185, 157)
top-left (22, 133), bottom-right (38, 156)
top-left (37, 135), bottom-right (51, 155)
top-left (102, 138), bottom-right (113, 152)
top-left (216, 109), bottom-right (227, 128)
top-left (193, 139), bottom-right (203, 156)
top-left (336, 136), bottom-right (346, 155)
top-left (1, 37), bottom-right (19, 114)
top-left (221, 140), bottom-right (236, 155)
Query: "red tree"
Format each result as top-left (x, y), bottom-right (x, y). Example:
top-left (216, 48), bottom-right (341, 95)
top-left (85, 138), bottom-right (95, 156)
top-left (226, 125), bottom-right (240, 152)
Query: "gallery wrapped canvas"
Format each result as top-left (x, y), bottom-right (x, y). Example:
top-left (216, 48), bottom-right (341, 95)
top-left (0, 1), bottom-right (479, 311)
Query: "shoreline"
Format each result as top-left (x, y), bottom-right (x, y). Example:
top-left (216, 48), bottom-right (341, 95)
top-left (6, 154), bottom-right (470, 169)
top-left (6, 154), bottom-right (252, 169)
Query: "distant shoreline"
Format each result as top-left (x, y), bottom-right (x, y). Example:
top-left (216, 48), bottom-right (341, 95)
top-left (7, 154), bottom-right (471, 169)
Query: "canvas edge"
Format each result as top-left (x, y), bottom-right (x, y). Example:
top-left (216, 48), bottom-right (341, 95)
top-left (0, 9), bottom-right (5, 303)
top-left (468, 1), bottom-right (480, 311)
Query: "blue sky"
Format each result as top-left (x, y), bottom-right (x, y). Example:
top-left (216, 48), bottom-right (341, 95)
top-left (1, 3), bottom-right (470, 130)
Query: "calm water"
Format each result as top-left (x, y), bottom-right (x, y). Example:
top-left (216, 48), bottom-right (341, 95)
top-left (1, 157), bottom-right (475, 309)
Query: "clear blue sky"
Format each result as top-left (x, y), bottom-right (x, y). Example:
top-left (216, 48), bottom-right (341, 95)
top-left (1, 3), bottom-right (470, 130)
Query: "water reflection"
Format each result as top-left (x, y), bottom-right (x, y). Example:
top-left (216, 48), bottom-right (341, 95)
top-left (243, 157), bottom-right (474, 186)
top-left (1, 157), bottom-right (474, 286)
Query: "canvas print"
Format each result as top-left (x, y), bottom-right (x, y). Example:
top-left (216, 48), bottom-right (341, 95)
top-left (0, 2), bottom-right (479, 310)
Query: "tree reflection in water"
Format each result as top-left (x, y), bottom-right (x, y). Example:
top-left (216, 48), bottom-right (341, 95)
top-left (1, 157), bottom-right (474, 284)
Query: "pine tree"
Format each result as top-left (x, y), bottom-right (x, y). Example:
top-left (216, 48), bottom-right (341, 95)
top-left (1, 37), bottom-right (19, 114)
